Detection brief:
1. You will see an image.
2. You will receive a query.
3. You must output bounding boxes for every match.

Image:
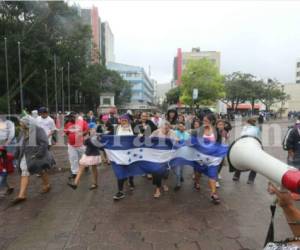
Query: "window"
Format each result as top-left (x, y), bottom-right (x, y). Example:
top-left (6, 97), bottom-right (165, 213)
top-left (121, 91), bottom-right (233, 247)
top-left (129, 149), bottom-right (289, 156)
top-left (297, 80), bottom-right (300, 84)
top-left (297, 62), bottom-right (300, 68)
top-left (103, 98), bottom-right (111, 105)
top-left (297, 72), bottom-right (300, 77)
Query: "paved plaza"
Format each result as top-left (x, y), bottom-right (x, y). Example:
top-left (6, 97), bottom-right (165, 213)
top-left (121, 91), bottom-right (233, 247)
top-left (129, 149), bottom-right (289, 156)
top-left (0, 120), bottom-right (296, 250)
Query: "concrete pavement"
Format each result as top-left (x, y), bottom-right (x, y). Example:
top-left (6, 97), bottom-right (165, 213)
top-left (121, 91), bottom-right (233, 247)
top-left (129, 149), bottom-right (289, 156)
top-left (0, 120), bottom-right (295, 250)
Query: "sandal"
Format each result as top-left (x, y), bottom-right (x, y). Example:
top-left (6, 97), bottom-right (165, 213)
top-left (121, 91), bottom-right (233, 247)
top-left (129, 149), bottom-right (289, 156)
top-left (153, 191), bottom-right (161, 199)
top-left (67, 183), bottom-right (77, 190)
top-left (11, 197), bottom-right (27, 206)
top-left (5, 187), bottom-right (14, 195)
top-left (41, 185), bottom-right (51, 194)
top-left (89, 184), bottom-right (98, 190)
top-left (211, 193), bottom-right (221, 205)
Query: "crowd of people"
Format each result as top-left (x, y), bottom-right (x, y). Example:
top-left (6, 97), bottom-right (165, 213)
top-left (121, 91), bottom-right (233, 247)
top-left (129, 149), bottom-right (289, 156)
top-left (2, 108), bottom-right (300, 248)
top-left (0, 107), bottom-right (265, 205)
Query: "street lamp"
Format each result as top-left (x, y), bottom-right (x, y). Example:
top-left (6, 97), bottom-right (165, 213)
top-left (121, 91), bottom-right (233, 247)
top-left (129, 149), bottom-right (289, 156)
top-left (4, 37), bottom-right (10, 115)
top-left (54, 54), bottom-right (58, 114)
top-left (44, 69), bottom-right (49, 109)
top-left (18, 41), bottom-right (24, 111)
top-left (67, 61), bottom-right (70, 111)
top-left (61, 66), bottom-right (64, 113)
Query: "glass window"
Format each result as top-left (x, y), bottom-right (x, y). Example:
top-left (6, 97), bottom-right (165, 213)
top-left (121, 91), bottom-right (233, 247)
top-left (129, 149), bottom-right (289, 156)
top-left (103, 98), bottom-right (111, 105)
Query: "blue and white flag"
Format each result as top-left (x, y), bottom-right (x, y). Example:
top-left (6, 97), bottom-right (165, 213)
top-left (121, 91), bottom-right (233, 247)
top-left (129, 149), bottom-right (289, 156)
top-left (100, 136), bottom-right (228, 180)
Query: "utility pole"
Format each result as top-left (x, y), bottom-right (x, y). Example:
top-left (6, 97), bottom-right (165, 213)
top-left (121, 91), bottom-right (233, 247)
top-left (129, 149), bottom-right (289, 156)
top-left (4, 37), bottom-right (10, 115)
top-left (18, 41), bottom-right (24, 111)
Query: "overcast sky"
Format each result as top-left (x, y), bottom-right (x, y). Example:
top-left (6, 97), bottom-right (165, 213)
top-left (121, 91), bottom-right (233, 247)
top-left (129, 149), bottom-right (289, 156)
top-left (74, 0), bottom-right (300, 84)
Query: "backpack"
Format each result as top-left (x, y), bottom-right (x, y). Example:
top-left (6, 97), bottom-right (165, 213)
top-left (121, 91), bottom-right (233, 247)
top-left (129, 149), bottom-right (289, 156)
top-left (0, 147), bottom-right (14, 175)
top-left (282, 126), bottom-right (294, 151)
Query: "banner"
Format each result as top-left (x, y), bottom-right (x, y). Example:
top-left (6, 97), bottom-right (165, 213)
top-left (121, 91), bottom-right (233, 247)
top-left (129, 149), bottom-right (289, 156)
top-left (100, 136), bottom-right (228, 179)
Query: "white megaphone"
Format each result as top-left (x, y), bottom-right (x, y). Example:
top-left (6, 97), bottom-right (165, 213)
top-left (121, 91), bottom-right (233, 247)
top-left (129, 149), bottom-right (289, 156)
top-left (228, 136), bottom-right (300, 193)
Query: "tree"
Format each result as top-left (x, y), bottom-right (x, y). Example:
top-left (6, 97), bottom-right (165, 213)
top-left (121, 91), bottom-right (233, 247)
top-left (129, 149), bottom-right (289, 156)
top-left (0, 1), bottom-right (124, 113)
top-left (259, 79), bottom-right (289, 111)
top-left (180, 59), bottom-right (224, 107)
top-left (80, 64), bottom-right (131, 109)
top-left (223, 72), bottom-right (263, 113)
top-left (165, 86), bottom-right (181, 105)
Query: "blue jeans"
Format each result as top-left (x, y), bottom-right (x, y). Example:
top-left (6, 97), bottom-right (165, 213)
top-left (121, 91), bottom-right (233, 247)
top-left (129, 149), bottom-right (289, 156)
top-left (173, 165), bottom-right (183, 186)
top-left (0, 173), bottom-right (8, 189)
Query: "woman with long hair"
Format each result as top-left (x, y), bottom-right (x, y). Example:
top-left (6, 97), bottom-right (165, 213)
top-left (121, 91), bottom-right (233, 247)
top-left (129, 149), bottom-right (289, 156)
top-left (12, 115), bottom-right (54, 204)
top-left (194, 113), bottom-right (222, 204)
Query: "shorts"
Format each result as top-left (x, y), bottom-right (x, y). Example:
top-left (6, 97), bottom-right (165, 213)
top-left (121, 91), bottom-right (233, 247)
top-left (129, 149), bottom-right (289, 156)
top-left (194, 165), bottom-right (219, 180)
top-left (79, 154), bottom-right (101, 166)
top-left (20, 156), bottom-right (30, 177)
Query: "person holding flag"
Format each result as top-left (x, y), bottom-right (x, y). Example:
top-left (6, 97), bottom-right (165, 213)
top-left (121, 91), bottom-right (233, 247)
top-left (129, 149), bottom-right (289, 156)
top-left (113, 114), bottom-right (135, 200)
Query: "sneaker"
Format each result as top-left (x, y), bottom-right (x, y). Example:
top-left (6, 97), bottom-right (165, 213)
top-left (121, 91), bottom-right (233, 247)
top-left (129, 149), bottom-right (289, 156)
top-left (174, 185), bottom-right (181, 192)
top-left (68, 174), bottom-right (77, 180)
top-left (216, 181), bottom-right (220, 188)
top-left (218, 174), bottom-right (222, 180)
top-left (5, 187), bottom-right (14, 195)
top-left (113, 192), bottom-right (125, 200)
top-left (194, 182), bottom-right (200, 191)
top-left (211, 193), bottom-right (221, 204)
top-left (146, 174), bottom-right (153, 180)
top-left (163, 185), bottom-right (169, 192)
top-left (67, 183), bottom-right (77, 190)
top-left (129, 185), bottom-right (135, 191)
top-left (232, 176), bottom-right (239, 181)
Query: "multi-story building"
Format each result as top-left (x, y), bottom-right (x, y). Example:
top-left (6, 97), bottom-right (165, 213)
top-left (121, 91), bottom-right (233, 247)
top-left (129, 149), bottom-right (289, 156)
top-left (296, 59), bottom-right (300, 84)
top-left (80, 6), bottom-right (102, 64)
top-left (156, 83), bottom-right (172, 105)
top-left (173, 47), bottom-right (221, 86)
top-left (107, 62), bottom-right (154, 108)
top-left (101, 22), bottom-right (115, 64)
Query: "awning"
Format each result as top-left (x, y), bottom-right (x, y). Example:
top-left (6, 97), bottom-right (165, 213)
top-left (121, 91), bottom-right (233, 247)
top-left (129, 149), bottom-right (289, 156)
top-left (227, 103), bottom-right (261, 110)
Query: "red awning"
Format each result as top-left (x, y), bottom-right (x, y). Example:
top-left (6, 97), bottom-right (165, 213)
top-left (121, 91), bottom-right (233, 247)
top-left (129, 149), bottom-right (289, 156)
top-left (227, 103), bottom-right (260, 110)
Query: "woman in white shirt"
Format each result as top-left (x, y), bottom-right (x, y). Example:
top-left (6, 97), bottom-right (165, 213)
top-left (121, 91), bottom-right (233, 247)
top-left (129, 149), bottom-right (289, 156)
top-left (233, 118), bottom-right (261, 184)
top-left (113, 114), bottom-right (135, 200)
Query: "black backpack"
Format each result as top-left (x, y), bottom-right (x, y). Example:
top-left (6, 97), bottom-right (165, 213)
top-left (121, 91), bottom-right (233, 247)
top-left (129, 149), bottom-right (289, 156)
top-left (282, 126), bottom-right (294, 151)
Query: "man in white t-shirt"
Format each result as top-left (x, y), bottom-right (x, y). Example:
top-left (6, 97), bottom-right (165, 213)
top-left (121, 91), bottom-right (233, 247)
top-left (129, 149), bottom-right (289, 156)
top-left (36, 107), bottom-right (56, 146)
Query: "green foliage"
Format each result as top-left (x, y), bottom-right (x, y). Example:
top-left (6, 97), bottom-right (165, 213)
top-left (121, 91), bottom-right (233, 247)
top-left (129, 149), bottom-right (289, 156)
top-left (0, 1), bottom-right (128, 113)
top-left (223, 73), bottom-right (288, 112)
top-left (223, 72), bottom-right (262, 111)
top-left (180, 59), bottom-right (224, 106)
top-left (259, 79), bottom-right (289, 111)
top-left (165, 86), bottom-right (181, 104)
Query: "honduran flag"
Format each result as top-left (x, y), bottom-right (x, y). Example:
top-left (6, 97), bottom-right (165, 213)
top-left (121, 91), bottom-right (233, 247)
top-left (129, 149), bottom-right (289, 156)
top-left (100, 136), bottom-right (228, 180)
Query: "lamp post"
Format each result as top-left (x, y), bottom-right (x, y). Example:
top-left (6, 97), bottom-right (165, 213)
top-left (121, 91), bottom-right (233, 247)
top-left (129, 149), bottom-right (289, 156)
top-left (18, 41), bottom-right (24, 111)
top-left (44, 69), bottom-right (49, 109)
top-left (54, 54), bottom-right (58, 114)
top-left (281, 85), bottom-right (285, 118)
top-left (61, 67), bottom-right (64, 113)
top-left (67, 61), bottom-right (70, 111)
top-left (4, 37), bottom-right (10, 115)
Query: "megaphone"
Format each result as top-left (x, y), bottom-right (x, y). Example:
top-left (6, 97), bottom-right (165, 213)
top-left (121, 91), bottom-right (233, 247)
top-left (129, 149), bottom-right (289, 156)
top-left (228, 136), bottom-right (300, 193)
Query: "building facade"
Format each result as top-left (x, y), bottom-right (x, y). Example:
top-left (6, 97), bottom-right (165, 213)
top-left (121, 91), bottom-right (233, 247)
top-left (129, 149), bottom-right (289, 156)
top-left (156, 83), bottom-right (172, 105)
top-left (107, 62), bottom-right (154, 107)
top-left (173, 47), bottom-right (221, 86)
top-left (80, 6), bottom-right (102, 64)
top-left (296, 59), bottom-right (300, 84)
top-left (101, 22), bottom-right (115, 64)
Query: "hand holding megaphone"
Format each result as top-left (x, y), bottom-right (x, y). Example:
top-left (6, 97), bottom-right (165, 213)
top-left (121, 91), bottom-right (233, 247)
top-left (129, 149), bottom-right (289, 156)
top-left (228, 136), bottom-right (300, 194)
